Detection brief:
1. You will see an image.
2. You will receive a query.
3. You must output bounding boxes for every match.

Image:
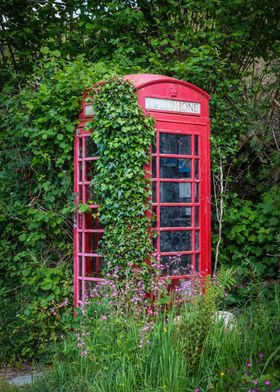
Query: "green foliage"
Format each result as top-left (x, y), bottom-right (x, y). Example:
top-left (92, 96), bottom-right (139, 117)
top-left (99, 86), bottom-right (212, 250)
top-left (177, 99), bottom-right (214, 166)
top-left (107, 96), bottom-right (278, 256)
top-left (88, 78), bottom-right (155, 278)
top-left (219, 189), bottom-right (280, 304)
top-left (0, 55), bottom-right (118, 364)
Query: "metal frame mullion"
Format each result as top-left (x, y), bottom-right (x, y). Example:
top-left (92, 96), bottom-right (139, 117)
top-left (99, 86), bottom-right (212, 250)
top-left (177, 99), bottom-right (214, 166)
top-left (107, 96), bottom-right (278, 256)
top-left (191, 135), bottom-right (195, 271)
top-left (156, 128), bottom-right (160, 264)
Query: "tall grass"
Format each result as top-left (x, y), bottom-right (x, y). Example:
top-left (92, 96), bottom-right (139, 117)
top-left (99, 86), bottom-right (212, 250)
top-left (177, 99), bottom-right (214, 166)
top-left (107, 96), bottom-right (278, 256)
top-left (30, 287), bottom-right (280, 392)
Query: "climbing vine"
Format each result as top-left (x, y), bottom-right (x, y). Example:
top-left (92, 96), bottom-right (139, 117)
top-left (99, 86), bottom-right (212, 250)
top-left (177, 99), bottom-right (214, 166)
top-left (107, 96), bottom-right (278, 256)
top-left (87, 78), bottom-right (155, 280)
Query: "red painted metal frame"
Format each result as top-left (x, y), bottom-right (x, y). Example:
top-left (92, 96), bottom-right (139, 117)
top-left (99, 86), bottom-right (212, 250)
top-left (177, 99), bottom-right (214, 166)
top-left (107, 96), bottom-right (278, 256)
top-left (74, 74), bottom-right (211, 307)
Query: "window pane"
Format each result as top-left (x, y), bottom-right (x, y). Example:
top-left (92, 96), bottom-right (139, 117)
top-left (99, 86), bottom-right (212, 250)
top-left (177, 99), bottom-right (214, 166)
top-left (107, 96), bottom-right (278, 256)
top-left (84, 232), bottom-right (103, 253)
top-left (160, 254), bottom-right (192, 276)
top-left (195, 254), bottom-right (200, 272)
top-left (195, 159), bottom-right (199, 179)
top-left (85, 185), bottom-right (94, 202)
top-left (79, 137), bottom-right (83, 158)
top-left (160, 158), bottom-right (191, 178)
top-left (160, 182), bottom-right (192, 203)
top-left (195, 207), bottom-right (199, 226)
top-left (160, 207), bottom-right (192, 227)
top-left (160, 231), bottom-right (192, 252)
top-left (79, 256), bottom-right (83, 276)
top-left (78, 185), bottom-right (83, 202)
top-left (160, 133), bottom-right (191, 155)
top-left (152, 157), bottom-right (156, 178)
top-left (85, 136), bottom-right (98, 157)
top-left (85, 256), bottom-right (105, 276)
top-left (84, 212), bottom-right (103, 229)
top-left (86, 161), bottom-right (97, 180)
top-left (195, 231), bottom-right (200, 250)
top-left (79, 163), bottom-right (83, 182)
top-left (79, 232), bottom-right (83, 252)
top-left (194, 135), bottom-right (199, 156)
top-left (152, 181), bottom-right (157, 202)
top-left (195, 183), bottom-right (199, 202)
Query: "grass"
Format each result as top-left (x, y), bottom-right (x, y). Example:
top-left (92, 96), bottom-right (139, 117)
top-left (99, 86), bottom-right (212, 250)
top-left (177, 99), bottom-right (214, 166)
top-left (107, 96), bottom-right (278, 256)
top-left (26, 288), bottom-right (280, 392)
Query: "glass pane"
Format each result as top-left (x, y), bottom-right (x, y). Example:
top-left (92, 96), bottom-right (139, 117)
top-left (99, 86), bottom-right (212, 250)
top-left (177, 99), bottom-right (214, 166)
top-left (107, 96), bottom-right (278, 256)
top-left (79, 232), bottom-right (83, 252)
top-left (195, 183), bottom-right (199, 202)
top-left (85, 185), bottom-right (94, 202)
top-left (160, 133), bottom-right (191, 155)
top-left (195, 231), bottom-right (200, 250)
top-left (85, 136), bottom-right (98, 157)
top-left (86, 161), bottom-right (97, 180)
top-left (79, 256), bottom-right (83, 276)
top-left (85, 256), bottom-right (105, 276)
top-left (194, 135), bottom-right (199, 156)
top-left (84, 212), bottom-right (103, 229)
top-left (79, 163), bottom-right (83, 182)
top-left (152, 181), bottom-right (157, 202)
top-left (160, 231), bottom-right (192, 252)
top-left (160, 182), bottom-right (192, 203)
top-left (160, 254), bottom-right (192, 276)
top-left (152, 157), bottom-right (156, 178)
top-left (79, 137), bottom-right (83, 158)
top-left (195, 159), bottom-right (199, 179)
top-left (152, 143), bottom-right (156, 153)
top-left (195, 207), bottom-right (199, 226)
top-left (195, 254), bottom-right (200, 272)
top-left (78, 185), bottom-right (83, 202)
top-left (160, 207), bottom-right (192, 227)
top-left (85, 232), bottom-right (103, 253)
top-left (160, 158), bottom-right (191, 178)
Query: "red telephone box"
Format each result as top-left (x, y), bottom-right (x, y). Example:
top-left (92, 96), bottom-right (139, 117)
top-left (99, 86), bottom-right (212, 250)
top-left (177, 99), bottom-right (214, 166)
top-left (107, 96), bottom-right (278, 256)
top-left (74, 74), bottom-right (211, 307)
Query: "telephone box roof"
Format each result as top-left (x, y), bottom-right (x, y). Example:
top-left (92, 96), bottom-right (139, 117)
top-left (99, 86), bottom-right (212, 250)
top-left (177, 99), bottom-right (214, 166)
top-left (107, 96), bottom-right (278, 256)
top-left (124, 74), bottom-right (210, 100)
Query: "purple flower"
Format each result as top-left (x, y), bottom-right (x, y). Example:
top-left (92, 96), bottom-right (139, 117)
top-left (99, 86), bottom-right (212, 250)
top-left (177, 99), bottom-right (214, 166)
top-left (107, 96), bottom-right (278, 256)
top-left (246, 363), bottom-right (252, 368)
top-left (264, 380), bottom-right (270, 386)
top-left (253, 379), bottom-right (258, 385)
top-left (258, 353), bottom-right (265, 358)
top-left (194, 389), bottom-right (200, 392)
top-left (80, 350), bottom-right (88, 356)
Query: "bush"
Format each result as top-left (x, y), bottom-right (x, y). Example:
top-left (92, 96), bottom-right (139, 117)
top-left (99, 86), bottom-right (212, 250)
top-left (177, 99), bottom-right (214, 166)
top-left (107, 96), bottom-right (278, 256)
top-left (219, 189), bottom-right (280, 304)
top-left (0, 54), bottom-right (118, 364)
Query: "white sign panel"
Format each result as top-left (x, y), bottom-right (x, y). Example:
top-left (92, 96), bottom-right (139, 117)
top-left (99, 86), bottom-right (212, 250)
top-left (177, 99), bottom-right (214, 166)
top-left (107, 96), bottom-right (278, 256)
top-left (145, 97), bottom-right (200, 114)
top-left (85, 104), bottom-right (94, 116)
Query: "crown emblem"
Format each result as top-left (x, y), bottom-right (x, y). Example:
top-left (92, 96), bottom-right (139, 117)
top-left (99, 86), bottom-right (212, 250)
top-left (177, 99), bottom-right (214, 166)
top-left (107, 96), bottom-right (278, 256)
top-left (169, 86), bottom-right (178, 97)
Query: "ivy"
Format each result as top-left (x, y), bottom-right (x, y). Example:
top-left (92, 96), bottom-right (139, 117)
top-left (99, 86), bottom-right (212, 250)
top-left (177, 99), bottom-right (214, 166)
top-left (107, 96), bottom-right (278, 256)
top-left (88, 79), bottom-right (155, 279)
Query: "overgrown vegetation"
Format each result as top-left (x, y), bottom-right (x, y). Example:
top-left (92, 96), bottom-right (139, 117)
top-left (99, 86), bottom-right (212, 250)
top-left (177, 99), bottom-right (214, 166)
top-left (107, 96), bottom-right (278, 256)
top-left (0, 0), bottom-right (279, 365)
top-left (89, 78), bottom-right (155, 278)
top-left (12, 281), bottom-right (280, 392)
